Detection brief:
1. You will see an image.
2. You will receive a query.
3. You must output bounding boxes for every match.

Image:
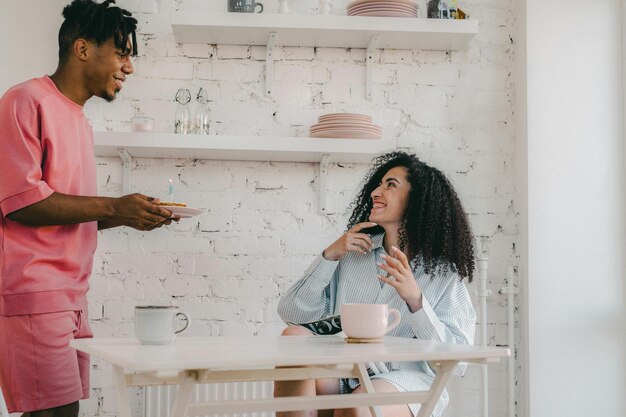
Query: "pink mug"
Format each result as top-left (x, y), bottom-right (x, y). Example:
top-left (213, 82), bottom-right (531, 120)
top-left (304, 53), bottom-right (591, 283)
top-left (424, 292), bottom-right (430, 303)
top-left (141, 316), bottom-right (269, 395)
top-left (340, 303), bottom-right (401, 339)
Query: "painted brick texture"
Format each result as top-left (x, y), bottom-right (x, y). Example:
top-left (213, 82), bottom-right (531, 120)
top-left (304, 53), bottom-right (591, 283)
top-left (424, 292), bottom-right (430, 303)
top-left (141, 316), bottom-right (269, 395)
top-left (79, 0), bottom-right (520, 416)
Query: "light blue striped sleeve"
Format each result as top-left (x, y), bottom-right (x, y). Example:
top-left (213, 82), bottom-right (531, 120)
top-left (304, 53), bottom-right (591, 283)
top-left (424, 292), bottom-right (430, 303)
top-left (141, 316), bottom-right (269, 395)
top-left (277, 254), bottom-right (339, 325)
top-left (409, 272), bottom-right (476, 345)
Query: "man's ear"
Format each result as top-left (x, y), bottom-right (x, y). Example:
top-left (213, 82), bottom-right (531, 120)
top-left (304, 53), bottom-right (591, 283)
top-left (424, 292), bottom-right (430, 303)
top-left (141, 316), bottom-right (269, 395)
top-left (73, 38), bottom-right (91, 62)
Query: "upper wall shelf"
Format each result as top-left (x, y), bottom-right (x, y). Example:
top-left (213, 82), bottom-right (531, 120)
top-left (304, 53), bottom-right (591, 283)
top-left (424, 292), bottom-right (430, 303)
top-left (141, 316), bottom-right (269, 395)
top-left (171, 12), bottom-right (479, 51)
top-left (171, 12), bottom-right (478, 100)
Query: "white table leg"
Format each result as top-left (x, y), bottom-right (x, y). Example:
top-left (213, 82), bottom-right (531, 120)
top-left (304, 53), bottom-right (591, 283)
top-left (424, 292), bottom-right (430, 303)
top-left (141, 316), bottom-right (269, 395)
top-left (355, 363), bottom-right (383, 417)
top-left (170, 371), bottom-right (196, 417)
top-left (112, 365), bottom-right (132, 417)
top-left (416, 361), bottom-right (456, 417)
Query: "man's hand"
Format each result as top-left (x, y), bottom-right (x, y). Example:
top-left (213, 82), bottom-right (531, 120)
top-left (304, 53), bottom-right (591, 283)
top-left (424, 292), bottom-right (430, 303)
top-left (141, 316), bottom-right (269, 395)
top-left (109, 194), bottom-right (173, 231)
top-left (7, 192), bottom-right (174, 231)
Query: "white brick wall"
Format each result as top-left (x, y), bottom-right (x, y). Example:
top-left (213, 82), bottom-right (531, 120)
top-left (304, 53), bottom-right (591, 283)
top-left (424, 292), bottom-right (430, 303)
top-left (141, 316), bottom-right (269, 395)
top-left (80, 0), bottom-right (520, 416)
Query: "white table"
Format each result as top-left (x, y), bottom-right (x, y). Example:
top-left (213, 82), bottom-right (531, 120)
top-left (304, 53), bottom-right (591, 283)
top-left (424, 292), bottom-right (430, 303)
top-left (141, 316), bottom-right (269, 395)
top-left (71, 336), bottom-right (509, 417)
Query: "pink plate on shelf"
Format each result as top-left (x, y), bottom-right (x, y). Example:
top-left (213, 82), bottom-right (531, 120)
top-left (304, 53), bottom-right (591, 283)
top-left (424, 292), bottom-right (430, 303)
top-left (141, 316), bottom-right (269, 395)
top-left (313, 119), bottom-right (377, 126)
top-left (348, 2), bottom-right (417, 11)
top-left (310, 130), bottom-right (381, 139)
top-left (310, 123), bottom-right (381, 132)
top-left (319, 112), bottom-right (370, 118)
top-left (348, 7), bottom-right (417, 14)
top-left (347, 1), bottom-right (417, 16)
top-left (349, 11), bottom-right (416, 17)
top-left (318, 113), bottom-right (372, 120)
top-left (347, 0), bottom-right (418, 7)
top-left (310, 123), bottom-right (381, 131)
top-left (310, 129), bottom-right (382, 136)
top-left (318, 117), bottom-right (373, 124)
top-left (319, 115), bottom-right (372, 119)
top-left (348, 7), bottom-right (417, 15)
top-left (318, 118), bottom-right (373, 125)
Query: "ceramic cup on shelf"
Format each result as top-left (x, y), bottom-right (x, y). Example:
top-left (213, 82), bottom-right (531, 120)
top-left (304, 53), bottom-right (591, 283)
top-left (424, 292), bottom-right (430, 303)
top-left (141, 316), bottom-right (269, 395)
top-left (228, 0), bottom-right (263, 13)
top-left (427, 0), bottom-right (450, 18)
top-left (134, 305), bottom-right (190, 345)
top-left (340, 303), bottom-right (401, 340)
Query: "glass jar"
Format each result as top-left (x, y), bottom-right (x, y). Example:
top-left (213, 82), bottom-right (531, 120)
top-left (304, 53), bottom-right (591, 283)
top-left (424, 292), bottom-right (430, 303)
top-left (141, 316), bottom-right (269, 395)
top-left (131, 114), bottom-right (154, 132)
top-left (193, 88), bottom-right (210, 135)
top-left (174, 88), bottom-right (191, 134)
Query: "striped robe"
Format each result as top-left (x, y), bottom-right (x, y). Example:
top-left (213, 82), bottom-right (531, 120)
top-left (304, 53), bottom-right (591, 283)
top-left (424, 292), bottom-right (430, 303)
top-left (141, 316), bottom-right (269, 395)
top-left (277, 233), bottom-right (476, 417)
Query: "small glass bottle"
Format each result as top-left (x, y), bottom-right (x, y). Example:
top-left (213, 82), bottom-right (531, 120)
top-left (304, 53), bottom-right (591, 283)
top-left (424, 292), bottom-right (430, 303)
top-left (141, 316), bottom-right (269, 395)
top-left (319, 0), bottom-right (331, 15)
top-left (438, 0), bottom-right (449, 18)
top-left (193, 88), bottom-right (210, 135)
top-left (174, 88), bottom-right (191, 134)
top-left (278, 0), bottom-right (290, 14)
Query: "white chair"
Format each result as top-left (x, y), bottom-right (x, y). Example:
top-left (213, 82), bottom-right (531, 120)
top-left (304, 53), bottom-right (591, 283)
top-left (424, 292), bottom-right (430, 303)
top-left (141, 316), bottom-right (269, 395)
top-left (0, 386), bottom-right (9, 417)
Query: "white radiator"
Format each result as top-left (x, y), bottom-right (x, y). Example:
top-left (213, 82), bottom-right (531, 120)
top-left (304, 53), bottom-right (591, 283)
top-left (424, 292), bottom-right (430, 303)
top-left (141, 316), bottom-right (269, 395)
top-left (144, 382), bottom-right (274, 417)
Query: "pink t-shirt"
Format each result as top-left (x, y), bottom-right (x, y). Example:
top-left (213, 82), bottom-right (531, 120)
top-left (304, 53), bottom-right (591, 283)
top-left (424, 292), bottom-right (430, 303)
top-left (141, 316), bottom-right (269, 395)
top-left (0, 76), bottom-right (97, 316)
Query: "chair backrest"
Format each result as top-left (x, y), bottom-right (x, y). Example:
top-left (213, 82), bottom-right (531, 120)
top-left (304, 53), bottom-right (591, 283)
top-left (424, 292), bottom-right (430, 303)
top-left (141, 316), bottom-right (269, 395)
top-left (0, 386), bottom-right (9, 417)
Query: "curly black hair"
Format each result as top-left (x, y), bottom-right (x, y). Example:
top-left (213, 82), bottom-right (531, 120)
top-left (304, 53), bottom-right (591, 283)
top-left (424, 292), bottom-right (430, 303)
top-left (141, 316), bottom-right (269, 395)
top-left (347, 151), bottom-right (475, 281)
top-left (58, 0), bottom-right (138, 62)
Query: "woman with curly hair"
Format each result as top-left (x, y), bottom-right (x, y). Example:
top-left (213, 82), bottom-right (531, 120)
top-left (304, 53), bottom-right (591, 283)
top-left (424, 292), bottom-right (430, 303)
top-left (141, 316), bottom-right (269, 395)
top-left (276, 151), bottom-right (477, 417)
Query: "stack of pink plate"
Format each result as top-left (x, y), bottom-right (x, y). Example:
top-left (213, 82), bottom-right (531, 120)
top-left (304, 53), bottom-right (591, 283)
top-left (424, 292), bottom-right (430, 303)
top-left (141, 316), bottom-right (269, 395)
top-left (310, 113), bottom-right (381, 139)
top-left (346, 0), bottom-right (418, 17)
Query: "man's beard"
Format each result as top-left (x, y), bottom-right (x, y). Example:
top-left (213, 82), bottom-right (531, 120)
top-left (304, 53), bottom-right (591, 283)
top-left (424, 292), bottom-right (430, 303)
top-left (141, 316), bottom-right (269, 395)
top-left (101, 90), bottom-right (117, 102)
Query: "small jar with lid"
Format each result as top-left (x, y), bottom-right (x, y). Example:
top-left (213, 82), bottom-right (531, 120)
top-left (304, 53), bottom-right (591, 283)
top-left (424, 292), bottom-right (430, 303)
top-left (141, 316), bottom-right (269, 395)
top-left (131, 114), bottom-right (154, 132)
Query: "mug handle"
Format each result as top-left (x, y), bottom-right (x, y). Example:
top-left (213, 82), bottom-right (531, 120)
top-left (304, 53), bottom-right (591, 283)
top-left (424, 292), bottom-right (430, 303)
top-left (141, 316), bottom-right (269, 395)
top-left (386, 308), bottom-right (402, 334)
top-left (255, 2), bottom-right (263, 12)
top-left (175, 312), bottom-right (190, 334)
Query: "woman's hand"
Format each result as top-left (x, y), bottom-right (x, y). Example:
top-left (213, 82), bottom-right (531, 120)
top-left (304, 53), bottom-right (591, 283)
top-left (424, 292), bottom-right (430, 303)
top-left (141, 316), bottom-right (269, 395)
top-left (322, 222), bottom-right (377, 261)
top-left (377, 246), bottom-right (423, 313)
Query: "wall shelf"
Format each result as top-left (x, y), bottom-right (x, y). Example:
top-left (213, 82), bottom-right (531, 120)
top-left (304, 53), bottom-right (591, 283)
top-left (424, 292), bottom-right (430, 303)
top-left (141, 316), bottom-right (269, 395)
top-left (94, 131), bottom-right (394, 214)
top-left (171, 12), bottom-right (478, 50)
top-left (171, 12), bottom-right (478, 99)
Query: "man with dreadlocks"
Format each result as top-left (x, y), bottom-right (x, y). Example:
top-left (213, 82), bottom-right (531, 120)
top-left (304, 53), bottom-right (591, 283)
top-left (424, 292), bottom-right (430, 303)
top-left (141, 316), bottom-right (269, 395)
top-left (0, 1), bottom-right (173, 416)
top-left (276, 151), bottom-right (477, 417)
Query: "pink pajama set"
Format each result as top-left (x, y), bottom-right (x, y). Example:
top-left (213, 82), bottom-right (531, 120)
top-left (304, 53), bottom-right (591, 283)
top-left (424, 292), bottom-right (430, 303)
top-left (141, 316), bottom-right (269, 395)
top-left (0, 76), bottom-right (97, 412)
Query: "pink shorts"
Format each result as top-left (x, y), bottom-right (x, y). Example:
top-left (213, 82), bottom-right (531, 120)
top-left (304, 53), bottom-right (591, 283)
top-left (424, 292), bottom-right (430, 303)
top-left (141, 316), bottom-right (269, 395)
top-left (0, 310), bottom-right (93, 413)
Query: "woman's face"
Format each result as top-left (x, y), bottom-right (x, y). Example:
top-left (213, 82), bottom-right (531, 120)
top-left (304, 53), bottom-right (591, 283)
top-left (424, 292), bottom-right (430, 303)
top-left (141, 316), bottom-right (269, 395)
top-left (369, 166), bottom-right (411, 228)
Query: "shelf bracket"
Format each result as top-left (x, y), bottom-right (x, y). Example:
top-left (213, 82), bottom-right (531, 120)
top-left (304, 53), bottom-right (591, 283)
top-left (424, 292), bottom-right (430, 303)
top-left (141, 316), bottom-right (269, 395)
top-left (117, 147), bottom-right (132, 195)
top-left (318, 154), bottom-right (331, 215)
top-left (366, 34), bottom-right (380, 101)
top-left (265, 32), bottom-right (277, 96)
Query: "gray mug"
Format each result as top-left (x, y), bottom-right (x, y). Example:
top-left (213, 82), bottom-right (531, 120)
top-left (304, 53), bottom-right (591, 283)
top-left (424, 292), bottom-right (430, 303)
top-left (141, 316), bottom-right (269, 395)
top-left (228, 0), bottom-right (263, 13)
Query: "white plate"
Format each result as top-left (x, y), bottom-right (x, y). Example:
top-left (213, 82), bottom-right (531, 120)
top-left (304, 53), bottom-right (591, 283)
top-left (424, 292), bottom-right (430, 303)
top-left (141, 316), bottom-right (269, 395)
top-left (159, 205), bottom-right (203, 218)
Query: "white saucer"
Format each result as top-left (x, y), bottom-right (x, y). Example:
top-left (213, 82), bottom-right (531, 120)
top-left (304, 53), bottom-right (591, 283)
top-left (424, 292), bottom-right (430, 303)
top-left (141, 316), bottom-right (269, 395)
top-left (159, 206), bottom-right (203, 218)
